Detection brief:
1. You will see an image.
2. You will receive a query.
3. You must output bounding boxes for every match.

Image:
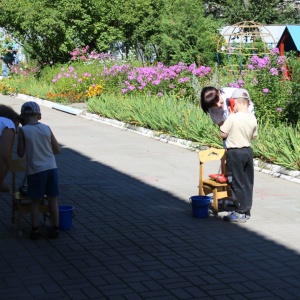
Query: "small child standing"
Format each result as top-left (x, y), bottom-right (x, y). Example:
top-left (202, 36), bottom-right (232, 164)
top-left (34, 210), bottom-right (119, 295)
top-left (219, 89), bottom-right (258, 223)
top-left (17, 101), bottom-right (61, 239)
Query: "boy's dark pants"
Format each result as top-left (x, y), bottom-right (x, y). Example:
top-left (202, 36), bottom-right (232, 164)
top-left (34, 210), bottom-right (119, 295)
top-left (226, 147), bottom-right (254, 213)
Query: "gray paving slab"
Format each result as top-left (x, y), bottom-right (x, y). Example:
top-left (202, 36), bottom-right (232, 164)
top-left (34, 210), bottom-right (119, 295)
top-left (1, 94), bottom-right (300, 299)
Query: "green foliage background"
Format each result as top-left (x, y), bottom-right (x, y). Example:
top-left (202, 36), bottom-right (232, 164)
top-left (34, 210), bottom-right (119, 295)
top-left (1, 0), bottom-right (299, 67)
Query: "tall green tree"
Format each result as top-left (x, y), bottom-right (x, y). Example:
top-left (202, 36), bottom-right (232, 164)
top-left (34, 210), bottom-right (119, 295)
top-left (0, 0), bottom-right (97, 64)
top-left (157, 0), bottom-right (220, 66)
top-left (204, 0), bottom-right (300, 24)
top-left (0, 0), bottom-right (161, 64)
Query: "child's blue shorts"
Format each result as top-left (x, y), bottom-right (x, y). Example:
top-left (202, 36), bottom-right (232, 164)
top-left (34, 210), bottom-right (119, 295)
top-left (27, 168), bottom-right (61, 199)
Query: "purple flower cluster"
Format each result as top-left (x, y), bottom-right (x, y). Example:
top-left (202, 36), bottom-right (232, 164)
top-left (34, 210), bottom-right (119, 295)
top-left (51, 66), bottom-right (96, 93)
top-left (249, 55), bottom-right (270, 69)
top-left (269, 67), bottom-right (278, 76)
top-left (247, 48), bottom-right (286, 72)
top-left (228, 79), bottom-right (244, 88)
top-left (270, 47), bottom-right (280, 56)
top-left (105, 62), bottom-right (211, 95)
top-left (102, 64), bottom-right (132, 78)
top-left (70, 46), bottom-right (115, 63)
top-left (52, 66), bottom-right (83, 83)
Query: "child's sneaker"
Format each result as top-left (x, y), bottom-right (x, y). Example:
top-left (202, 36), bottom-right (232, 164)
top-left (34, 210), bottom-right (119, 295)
top-left (223, 211), bottom-right (247, 223)
top-left (245, 211), bottom-right (251, 220)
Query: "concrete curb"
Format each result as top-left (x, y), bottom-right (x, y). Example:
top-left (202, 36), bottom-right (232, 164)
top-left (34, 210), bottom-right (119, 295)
top-left (15, 93), bottom-right (300, 184)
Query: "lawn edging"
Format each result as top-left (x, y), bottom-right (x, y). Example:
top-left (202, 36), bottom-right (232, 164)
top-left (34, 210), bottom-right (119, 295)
top-left (15, 93), bottom-right (300, 184)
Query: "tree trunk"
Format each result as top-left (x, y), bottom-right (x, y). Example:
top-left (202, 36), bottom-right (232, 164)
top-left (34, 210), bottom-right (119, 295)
top-left (244, 0), bottom-right (249, 11)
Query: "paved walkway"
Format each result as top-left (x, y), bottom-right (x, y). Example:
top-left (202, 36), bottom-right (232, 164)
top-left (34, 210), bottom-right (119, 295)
top-left (1, 94), bottom-right (300, 300)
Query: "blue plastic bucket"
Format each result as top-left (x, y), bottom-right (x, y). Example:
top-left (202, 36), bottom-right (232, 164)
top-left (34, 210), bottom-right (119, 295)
top-left (59, 205), bottom-right (75, 231)
top-left (189, 196), bottom-right (211, 219)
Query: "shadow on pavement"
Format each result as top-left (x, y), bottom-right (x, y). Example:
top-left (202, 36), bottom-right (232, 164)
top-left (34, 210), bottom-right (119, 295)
top-left (0, 145), bottom-right (299, 300)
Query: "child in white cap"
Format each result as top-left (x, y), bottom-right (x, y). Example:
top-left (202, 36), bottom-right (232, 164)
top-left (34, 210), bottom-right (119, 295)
top-left (220, 89), bottom-right (258, 222)
top-left (17, 101), bottom-right (61, 239)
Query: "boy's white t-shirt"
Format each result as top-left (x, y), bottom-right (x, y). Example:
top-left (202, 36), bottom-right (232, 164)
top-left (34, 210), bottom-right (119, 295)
top-left (208, 87), bottom-right (255, 125)
top-left (220, 112), bottom-right (258, 148)
top-left (21, 122), bottom-right (57, 175)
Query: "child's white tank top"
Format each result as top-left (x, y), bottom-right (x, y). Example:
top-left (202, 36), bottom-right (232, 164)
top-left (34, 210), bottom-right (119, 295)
top-left (22, 123), bottom-right (57, 175)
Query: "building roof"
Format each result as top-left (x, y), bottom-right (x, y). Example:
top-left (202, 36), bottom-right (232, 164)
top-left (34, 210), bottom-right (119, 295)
top-left (285, 25), bottom-right (300, 50)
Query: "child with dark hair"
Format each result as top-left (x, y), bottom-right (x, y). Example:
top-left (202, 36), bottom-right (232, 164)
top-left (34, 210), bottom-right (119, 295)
top-left (17, 101), bottom-right (61, 240)
top-left (200, 86), bottom-right (254, 127)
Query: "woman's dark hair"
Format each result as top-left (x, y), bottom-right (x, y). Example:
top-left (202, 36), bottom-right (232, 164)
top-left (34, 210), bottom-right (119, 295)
top-left (0, 104), bottom-right (19, 123)
top-left (200, 86), bottom-right (220, 114)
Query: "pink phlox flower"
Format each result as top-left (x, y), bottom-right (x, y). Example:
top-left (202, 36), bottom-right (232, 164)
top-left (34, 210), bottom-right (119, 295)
top-left (277, 56), bottom-right (285, 65)
top-left (64, 73), bottom-right (70, 78)
top-left (52, 78), bottom-right (57, 83)
top-left (136, 76), bottom-right (143, 84)
top-left (124, 81), bottom-right (130, 86)
top-left (152, 79), bottom-right (161, 85)
top-left (270, 48), bottom-right (280, 56)
top-left (73, 84), bottom-right (76, 87)
top-left (57, 73), bottom-right (62, 79)
top-left (263, 88), bottom-right (269, 94)
top-left (229, 82), bottom-right (239, 88)
top-left (121, 89), bottom-right (128, 93)
top-left (169, 84), bottom-right (175, 89)
top-left (178, 77), bottom-right (190, 83)
top-left (128, 85), bottom-right (135, 91)
top-left (277, 107), bottom-right (283, 112)
top-left (193, 66), bottom-right (211, 77)
top-left (79, 55), bottom-right (88, 61)
top-left (69, 66), bottom-right (74, 73)
top-left (138, 82), bottom-right (147, 90)
top-left (78, 78), bottom-right (83, 83)
top-left (61, 68), bottom-right (65, 71)
top-left (157, 62), bottom-right (164, 69)
top-left (257, 60), bottom-right (267, 68)
top-left (251, 55), bottom-right (260, 64)
top-left (248, 64), bottom-right (255, 70)
top-left (83, 72), bottom-right (91, 77)
top-left (70, 48), bottom-right (80, 56)
top-left (237, 79), bottom-right (245, 87)
top-left (82, 45), bottom-right (89, 53)
top-left (157, 92), bottom-right (163, 97)
top-left (270, 68), bottom-right (278, 76)
top-left (263, 56), bottom-right (270, 65)
top-left (188, 63), bottom-right (197, 72)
